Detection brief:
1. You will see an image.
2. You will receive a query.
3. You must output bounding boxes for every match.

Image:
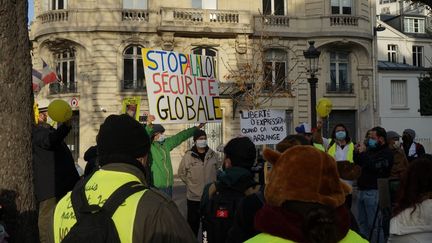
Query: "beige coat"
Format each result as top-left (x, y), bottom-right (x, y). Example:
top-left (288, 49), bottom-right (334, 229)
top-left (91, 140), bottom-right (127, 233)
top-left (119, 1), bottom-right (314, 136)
top-left (178, 147), bottom-right (220, 201)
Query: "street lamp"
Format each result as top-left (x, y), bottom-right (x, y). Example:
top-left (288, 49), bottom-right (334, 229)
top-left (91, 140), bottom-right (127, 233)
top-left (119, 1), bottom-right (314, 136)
top-left (303, 41), bottom-right (321, 129)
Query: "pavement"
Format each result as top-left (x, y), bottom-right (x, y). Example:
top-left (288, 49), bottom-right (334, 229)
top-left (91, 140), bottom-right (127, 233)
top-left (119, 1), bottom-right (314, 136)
top-left (172, 178), bottom-right (188, 218)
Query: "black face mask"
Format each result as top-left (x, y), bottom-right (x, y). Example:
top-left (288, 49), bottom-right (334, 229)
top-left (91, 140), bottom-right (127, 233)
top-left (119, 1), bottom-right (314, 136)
top-left (402, 135), bottom-right (412, 143)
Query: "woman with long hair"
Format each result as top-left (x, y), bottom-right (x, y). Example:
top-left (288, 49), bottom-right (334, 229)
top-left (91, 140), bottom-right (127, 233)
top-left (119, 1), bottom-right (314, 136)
top-left (388, 157), bottom-right (432, 242)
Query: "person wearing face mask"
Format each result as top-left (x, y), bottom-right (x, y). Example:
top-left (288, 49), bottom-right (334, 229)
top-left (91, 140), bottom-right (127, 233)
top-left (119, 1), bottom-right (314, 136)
top-left (178, 129), bottom-right (220, 236)
top-left (401, 129), bottom-right (425, 162)
top-left (354, 126), bottom-right (394, 241)
top-left (386, 131), bottom-right (408, 179)
top-left (327, 124), bottom-right (357, 210)
top-left (146, 122), bottom-right (205, 198)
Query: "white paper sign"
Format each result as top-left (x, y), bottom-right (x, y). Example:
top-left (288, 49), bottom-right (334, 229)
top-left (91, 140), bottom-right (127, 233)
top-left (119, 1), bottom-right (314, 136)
top-left (240, 109), bottom-right (287, 145)
top-left (142, 48), bottom-right (222, 124)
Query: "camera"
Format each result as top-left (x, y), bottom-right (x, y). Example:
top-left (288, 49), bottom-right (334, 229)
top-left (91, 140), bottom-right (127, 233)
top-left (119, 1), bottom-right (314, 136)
top-left (139, 115), bottom-right (148, 123)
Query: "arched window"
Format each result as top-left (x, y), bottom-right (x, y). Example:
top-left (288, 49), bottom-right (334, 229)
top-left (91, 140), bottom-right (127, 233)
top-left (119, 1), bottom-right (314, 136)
top-left (192, 47), bottom-right (218, 79)
top-left (50, 49), bottom-right (76, 94)
top-left (123, 45), bottom-right (145, 90)
top-left (264, 49), bottom-right (287, 90)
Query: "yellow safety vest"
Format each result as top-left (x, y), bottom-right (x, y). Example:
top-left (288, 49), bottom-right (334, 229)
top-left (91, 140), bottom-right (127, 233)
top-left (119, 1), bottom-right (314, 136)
top-left (245, 230), bottom-right (368, 243)
top-left (313, 143), bottom-right (326, 152)
top-left (53, 170), bottom-right (147, 243)
top-left (327, 140), bottom-right (355, 163)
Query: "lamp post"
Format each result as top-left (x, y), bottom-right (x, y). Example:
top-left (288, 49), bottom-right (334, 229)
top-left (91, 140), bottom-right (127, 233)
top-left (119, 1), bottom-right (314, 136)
top-left (303, 41), bottom-right (321, 129)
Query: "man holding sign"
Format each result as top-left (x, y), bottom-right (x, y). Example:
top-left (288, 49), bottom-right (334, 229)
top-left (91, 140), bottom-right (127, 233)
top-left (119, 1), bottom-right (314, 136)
top-left (145, 115), bottom-right (205, 197)
top-left (142, 48), bottom-right (223, 124)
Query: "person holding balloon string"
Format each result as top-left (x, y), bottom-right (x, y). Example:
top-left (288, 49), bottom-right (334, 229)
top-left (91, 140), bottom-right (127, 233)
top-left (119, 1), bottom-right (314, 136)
top-left (32, 99), bottom-right (80, 243)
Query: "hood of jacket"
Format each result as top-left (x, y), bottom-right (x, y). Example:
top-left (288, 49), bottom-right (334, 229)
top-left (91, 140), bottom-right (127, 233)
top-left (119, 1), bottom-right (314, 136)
top-left (217, 166), bottom-right (256, 189)
top-left (390, 199), bottom-right (432, 236)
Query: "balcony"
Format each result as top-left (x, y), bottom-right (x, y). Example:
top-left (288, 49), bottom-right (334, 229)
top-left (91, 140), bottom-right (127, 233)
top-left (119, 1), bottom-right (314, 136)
top-left (254, 14), bottom-right (370, 39)
top-left (329, 15), bottom-right (359, 26)
top-left (159, 8), bottom-right (252, 35)
top-left (254, 15), bottom-right (290, 34)
top-left (121, 80), bottom-right (146, 91)
top-left (326, 82), bottom-right (354, 94)
top-left (122, 9), bottom-right (149, 22)
top-left (33, 9), bottom-right (155, 38)
top-left (39, 10), bottom-right (69, 24)
top-left (49, 82), bottom-right (78, 94)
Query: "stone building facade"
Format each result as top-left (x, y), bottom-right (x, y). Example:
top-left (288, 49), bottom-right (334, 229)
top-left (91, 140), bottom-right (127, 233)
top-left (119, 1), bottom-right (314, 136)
top-left (30, 0), bottom-right (376, 171)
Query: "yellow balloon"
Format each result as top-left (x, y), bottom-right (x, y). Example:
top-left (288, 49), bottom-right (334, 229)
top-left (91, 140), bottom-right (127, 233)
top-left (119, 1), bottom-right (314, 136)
top-left (316, 98), bottom-right (333, 118)
top-left (48, 99), bottom-right (72, 122)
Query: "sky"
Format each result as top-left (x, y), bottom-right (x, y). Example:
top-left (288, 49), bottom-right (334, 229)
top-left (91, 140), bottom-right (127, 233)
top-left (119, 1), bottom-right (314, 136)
top-left (28, 0), bottom-right (34, 24)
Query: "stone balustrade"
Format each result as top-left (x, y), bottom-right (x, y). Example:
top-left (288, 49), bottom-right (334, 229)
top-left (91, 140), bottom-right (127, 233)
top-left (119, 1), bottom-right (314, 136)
top-left (39, 10), bottom-right (69, 23)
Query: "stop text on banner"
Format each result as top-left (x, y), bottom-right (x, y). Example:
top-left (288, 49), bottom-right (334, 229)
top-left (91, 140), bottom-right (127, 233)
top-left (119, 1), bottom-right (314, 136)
top-left (142, 48), bottom-right (222, 123)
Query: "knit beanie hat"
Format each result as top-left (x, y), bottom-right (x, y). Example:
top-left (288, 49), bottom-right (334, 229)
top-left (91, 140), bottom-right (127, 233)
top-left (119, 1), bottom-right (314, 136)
top-left (97, 114), bottom-right (150, 165)
top-left (224, 137), bottom-right (256, 169)
top-left (263, 145), bottom-right (351, 208)
top-left (152, 124), bottom-right (165, 136)
top-left (193, 129), bottom-right (207, 141)
top-left (403, 129), bottom-right (416, 139)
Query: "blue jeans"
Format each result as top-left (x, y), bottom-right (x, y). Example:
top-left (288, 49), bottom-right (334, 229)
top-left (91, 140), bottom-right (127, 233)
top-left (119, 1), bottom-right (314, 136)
top-left (357, 190), bottom-right (380, 241)
top-left (158, 186), bottom-right (173, 198)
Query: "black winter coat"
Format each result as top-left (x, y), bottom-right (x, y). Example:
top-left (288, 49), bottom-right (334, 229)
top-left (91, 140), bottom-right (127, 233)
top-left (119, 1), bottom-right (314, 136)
top-left (32, 123), bottom-right (80, 202)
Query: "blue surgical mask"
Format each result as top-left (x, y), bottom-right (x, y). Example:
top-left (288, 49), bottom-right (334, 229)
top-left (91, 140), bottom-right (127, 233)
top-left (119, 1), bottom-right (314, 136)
top-left (335, 131), bottom-right (346, 140)
top-left (368, 138), bottom-right (378, 148)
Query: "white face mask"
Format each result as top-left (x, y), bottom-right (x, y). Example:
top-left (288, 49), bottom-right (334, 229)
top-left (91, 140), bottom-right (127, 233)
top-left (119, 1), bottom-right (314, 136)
top-left (196, 140), bottom-right (208, 148)
top-left (394, 141), bottom-right (401, 148)
top-left (157, 134), bottom-right (166, 142)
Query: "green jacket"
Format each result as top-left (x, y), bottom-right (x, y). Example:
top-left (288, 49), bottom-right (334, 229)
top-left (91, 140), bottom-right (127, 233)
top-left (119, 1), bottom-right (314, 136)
top-left (146, 126), bottom-right (197, 188)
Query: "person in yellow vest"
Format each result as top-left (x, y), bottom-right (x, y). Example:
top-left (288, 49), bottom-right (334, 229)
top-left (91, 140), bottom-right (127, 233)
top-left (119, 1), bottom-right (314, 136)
top-left (327, 124), bottom-right (356, 201)
top-left (49, 114), bottom-right (197, 243)
top-left (245, 146), bottom-right (367, 243)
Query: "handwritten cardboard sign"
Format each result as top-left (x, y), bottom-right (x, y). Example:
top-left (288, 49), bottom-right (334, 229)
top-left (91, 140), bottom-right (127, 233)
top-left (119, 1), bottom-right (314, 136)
top-left (240, 109), bottom-right (287, 145)
top-left (142, 49), bottom-right (222, 124)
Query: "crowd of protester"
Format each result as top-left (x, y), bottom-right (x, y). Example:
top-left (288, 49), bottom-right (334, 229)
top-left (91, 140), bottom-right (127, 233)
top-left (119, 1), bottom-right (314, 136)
top-left (21, 102), bottom-right (432, 243)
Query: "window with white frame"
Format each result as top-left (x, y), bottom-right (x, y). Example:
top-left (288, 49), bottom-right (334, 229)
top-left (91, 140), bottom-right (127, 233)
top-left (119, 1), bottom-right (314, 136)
top-left (404, 17), bottom-right (425, 33)
top-left (262, 0), bottom-right (285, 15)
top-left (264, 49), bottom-right (287, 90)
top-left (42, 0), bottom-right (67, 11)
top-left (388, 45), bottom-right (398, 63)
top-left (192, 0), bottom-right (217, 9)
top-left (123, 45), bottom-right (145, 90)
top-left (412, 46), bottom-right (423, 67)
top-left (329, 52), bottom-right (351, 92)
top-left (50, 50), bottom-right (76, 94)
top-left (192, 47), bottom-right (218, 78)
top-left (331, 0), bottom-right (352, 15)
top-left (123, 0), bottom-right (147, 9)
top-left (391, 80), bottom-right (407, 108)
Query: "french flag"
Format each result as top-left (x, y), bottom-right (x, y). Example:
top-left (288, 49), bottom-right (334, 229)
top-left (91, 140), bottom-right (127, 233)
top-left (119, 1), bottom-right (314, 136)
top-left (32, 69), bottom-right (43, 92)
top-left (41, 60), bottom-right (58, 84)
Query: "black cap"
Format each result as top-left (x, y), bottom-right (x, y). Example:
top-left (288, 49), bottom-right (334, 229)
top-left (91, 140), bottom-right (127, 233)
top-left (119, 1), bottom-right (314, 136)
top-left (152, 124), bottom-right (165, 136)
top-left (224, 137), bottom-right (256, 169)
top-left (193, 129), bottom-right (207, 141)
top-left (97, 114), bottom-right (150, 165)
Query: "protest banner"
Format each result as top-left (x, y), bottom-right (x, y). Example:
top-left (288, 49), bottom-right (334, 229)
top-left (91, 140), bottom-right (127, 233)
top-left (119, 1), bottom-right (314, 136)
top-left (142, 48), bottom-right (222, 124)
top-left (240, 109), bottom-right (287, 145)
top-left (121, 96), bottom-right (141, 121)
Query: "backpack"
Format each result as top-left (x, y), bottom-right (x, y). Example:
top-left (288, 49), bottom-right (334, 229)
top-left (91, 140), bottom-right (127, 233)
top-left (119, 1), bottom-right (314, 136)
top-left (201, 181), bottom-right (257, 243)
top-left (61, 179), bottom-right (146, 243)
